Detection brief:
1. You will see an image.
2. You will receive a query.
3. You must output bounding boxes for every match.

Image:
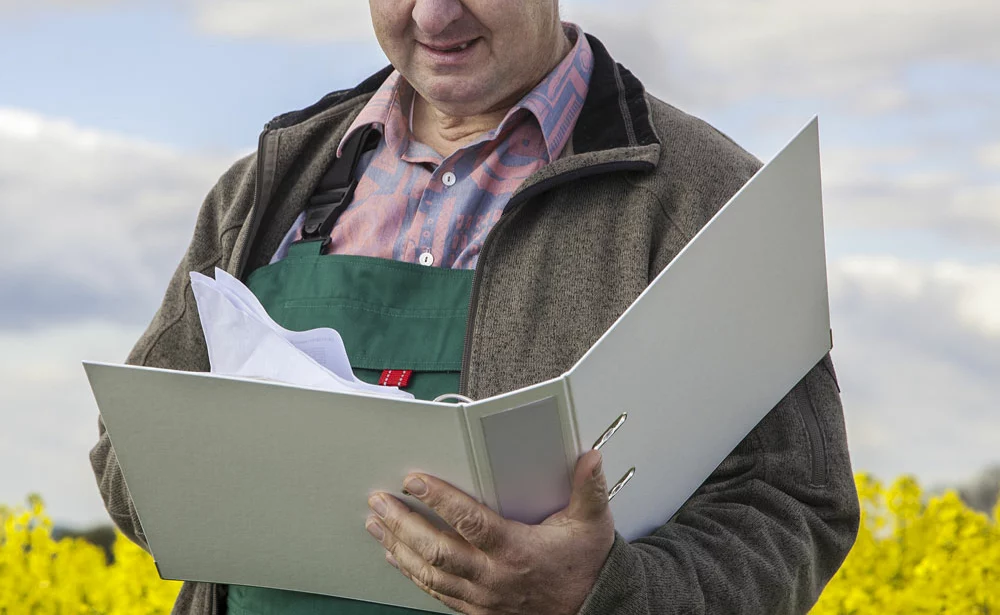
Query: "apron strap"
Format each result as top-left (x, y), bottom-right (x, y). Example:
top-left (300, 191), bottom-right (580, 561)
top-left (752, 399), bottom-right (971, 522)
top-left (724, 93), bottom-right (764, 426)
top-left (297, 124), bottom-right (381, 247)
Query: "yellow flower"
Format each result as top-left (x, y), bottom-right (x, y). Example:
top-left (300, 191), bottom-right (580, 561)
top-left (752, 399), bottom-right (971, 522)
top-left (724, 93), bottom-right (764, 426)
top-left (0, 497), bottom-right (182, 614)
top-left (811, 475), bottom-right (1000, 614)
top-left (3, 475), bottom-right (998, 613)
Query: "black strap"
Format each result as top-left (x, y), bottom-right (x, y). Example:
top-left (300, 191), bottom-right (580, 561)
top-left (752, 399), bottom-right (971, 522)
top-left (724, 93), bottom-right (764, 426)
top-left (298, 124), bottom-right (381, 245)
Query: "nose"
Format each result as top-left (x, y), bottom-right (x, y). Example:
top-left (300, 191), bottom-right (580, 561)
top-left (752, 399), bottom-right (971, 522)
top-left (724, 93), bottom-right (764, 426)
top-left (412, 0), bottom-right (464, 37)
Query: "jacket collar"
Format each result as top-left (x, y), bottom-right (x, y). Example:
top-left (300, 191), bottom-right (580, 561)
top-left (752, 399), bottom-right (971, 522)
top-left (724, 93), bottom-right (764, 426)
top-left (573, 34), bottom-right (658, 153)
top-left (265, 33), bottom-right (659, 156)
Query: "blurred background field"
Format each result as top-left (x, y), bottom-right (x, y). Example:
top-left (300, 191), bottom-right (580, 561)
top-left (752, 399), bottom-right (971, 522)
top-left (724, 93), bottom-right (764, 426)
top-left (3, 475), bottom-right (998, 613)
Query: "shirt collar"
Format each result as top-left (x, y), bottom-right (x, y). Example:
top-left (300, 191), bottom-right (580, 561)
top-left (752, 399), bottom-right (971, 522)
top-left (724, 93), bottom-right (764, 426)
top-left (337, 22), bottom-right (594, 163)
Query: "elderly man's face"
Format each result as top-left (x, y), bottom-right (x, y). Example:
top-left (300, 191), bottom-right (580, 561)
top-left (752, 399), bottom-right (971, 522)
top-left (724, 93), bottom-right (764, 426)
top-left (370, 0), bottom-right (565, 116)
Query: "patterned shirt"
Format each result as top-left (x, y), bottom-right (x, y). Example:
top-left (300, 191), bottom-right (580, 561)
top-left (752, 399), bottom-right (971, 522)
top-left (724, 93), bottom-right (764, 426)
top-left (272, 23), bottom-right (594, 269)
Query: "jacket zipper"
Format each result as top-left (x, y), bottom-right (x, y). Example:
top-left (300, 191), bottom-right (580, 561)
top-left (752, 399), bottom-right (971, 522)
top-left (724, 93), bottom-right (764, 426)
top-left (794, 379), bottom-right (828, 487)
top-left (456, 192), bottom-right (532, 396)
top-left (457, 160), bottom-right (654, 397)
top-left (234, 124), bottom-right (274, 280)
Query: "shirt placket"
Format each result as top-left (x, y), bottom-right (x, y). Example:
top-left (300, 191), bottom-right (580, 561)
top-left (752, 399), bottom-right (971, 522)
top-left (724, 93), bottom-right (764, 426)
top-left (415, 160), bottom-right (460, 268)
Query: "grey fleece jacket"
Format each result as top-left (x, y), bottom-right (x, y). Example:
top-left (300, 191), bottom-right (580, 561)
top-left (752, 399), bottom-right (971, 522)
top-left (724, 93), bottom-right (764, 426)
top-left (90, 34), bottom-right (859, 615)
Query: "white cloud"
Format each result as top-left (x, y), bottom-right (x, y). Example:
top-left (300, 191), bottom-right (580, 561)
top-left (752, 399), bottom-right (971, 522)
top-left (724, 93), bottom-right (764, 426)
top-left (0, 109), bottom-right (241, 527)
top-left (0, 321), bottom-right (144, 527)
top-left (0, 108), bottom-right (236, 329)
top-left (835, 257), bottom-right (1000, 337)
top-left (190, 0), bottom-right (375, 43)
top-left (0, 0), bottom-right (120, 15)
top-left (565, 0), bottom-right (1000, 108)
top-left (829, 256), bottom-right (1000, 485)
top-left (979, 144), bottom-right (1000, 171)
top-left (817, 143), bottom-right (1000, 241)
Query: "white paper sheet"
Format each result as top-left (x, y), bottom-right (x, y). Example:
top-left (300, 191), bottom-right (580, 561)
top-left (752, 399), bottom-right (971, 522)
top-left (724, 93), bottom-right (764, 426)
top-left (189, 269), bottom-right (412, 400)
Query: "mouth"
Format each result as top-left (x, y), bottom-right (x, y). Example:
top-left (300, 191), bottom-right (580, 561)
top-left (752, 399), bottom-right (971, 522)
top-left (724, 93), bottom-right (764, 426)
top-left (420, 38), bottom-right (480, 55)
top-left (431, 41), bottom-right (473, 52)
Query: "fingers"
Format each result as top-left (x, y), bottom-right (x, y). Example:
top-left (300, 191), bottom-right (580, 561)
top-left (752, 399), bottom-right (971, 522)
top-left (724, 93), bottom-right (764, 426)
top-left (367, 493), bottom-right (485, 580)
top-left (387, 551), bottom-right (484, 615)
top-left (566, 449), bottom-right (611, 523)
top-left (401, 474), bottom-right (509, 552)
top-left (381, 535), bottom-right (484, 609)
top-left (366, 492), bottom-right (493, 612)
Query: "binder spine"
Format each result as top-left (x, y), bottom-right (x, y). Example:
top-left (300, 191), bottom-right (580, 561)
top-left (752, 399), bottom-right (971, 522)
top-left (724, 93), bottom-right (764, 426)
top-left (561, 376), bottom-right (582, 459)
top-left (457, 403), bottom-right (487, 504)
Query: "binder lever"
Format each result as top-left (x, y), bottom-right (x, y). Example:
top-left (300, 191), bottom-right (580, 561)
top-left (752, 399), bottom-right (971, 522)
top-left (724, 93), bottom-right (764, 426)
top-left (592, 412), bottom-right (628, 450)
top-left (608, 467), bottom-right (636, 502)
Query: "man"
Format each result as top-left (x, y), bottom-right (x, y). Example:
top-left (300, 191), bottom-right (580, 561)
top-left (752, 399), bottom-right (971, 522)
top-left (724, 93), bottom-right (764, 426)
top-left (91, 1), bottom-right (860, 613)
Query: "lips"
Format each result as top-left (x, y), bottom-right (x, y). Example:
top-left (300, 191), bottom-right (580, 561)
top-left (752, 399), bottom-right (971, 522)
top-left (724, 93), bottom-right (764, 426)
top-left (422, 38), bottom-right (478, 53)
top-left (417, 37), bottom-right (482, 66)
top-left (434, 41), bottom-right (472, 52)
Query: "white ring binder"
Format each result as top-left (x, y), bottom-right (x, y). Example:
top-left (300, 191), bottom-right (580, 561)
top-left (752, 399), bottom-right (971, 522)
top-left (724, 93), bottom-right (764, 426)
top-left (83, 120), bottom-right (833, 607)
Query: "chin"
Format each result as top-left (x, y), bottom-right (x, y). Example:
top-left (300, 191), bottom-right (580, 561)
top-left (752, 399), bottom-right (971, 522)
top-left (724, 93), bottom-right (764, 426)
top-left (419, 77), bottom-right (496, 116)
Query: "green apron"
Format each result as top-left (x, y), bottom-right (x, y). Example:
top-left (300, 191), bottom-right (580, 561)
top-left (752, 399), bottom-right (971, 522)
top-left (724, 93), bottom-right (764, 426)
top-left (227, 240), bottom-right (474, 615)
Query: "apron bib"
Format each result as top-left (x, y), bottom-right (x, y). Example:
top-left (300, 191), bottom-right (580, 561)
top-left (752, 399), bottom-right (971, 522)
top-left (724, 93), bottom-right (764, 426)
top-left (227, 240), bottom-right (473, 615)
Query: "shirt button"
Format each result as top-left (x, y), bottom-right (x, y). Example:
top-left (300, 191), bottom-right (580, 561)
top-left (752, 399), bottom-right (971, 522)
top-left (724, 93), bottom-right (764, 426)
top-left (442, 171), bottom-right (457, 187)
top-left (419, 252), bottom-right (435, 267)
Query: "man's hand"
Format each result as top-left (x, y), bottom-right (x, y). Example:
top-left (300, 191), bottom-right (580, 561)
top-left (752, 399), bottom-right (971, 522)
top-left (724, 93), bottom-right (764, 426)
top-left (365, 449), bottom-right (615, 615)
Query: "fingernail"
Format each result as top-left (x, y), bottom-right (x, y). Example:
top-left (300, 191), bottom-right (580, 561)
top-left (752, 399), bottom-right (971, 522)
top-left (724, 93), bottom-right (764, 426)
top-left (366, 517), bottom-right (384, 541)
top-left (386, 551), bottom-right (399, 568)
top-left (593, 454), bottom-right (604, 478)
top-left (404, 477), bottom-right (428, 497)
top-left (369, 495), bottom-right (389, 518)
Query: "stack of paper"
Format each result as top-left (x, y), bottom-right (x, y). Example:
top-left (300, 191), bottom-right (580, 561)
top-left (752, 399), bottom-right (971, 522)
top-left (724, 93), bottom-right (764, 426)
top-left (189, 268), bottom-right (412, 400)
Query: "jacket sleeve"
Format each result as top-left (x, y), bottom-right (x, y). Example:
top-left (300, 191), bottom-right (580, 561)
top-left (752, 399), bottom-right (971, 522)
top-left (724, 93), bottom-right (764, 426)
top-left (578, 354), bottom-right (860, 614)
top-left (88, 153), bottom-right (257, 551)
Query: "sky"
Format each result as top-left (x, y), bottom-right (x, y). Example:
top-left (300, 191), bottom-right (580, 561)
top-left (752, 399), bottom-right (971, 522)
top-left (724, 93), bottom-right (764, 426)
top-left (1, 0), bottom-right (998, 528)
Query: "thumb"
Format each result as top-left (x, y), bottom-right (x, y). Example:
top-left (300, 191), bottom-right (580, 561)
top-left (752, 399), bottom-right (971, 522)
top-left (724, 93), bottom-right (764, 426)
top-left (566, 449), bottom-right (610, 522)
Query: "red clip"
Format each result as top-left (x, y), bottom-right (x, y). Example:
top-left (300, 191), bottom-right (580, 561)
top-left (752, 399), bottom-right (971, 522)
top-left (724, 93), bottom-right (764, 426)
top-left (379, 369), bottom-right (413, 388)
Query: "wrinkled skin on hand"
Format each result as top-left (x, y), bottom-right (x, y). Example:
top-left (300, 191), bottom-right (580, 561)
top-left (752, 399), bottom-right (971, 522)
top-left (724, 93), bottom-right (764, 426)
top-left (365, 449), bottom-right (615, 615)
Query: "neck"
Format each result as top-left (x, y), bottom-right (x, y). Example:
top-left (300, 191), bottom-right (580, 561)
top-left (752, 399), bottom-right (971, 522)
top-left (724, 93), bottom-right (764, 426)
top-left (410, 97), bottom-right (508, 158)
top-left (411, 31), bottom-right (573, 159)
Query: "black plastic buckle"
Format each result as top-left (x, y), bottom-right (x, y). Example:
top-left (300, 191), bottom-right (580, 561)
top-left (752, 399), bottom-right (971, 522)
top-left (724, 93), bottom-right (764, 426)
top-left (301, 185), bottom-right (355, 239)
top-left (294, 124), bottom-right (379, 246)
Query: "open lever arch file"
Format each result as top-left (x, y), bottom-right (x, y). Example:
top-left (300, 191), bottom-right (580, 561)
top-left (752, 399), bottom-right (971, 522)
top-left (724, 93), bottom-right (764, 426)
top-left (84, 118), bottom-right (831, 613)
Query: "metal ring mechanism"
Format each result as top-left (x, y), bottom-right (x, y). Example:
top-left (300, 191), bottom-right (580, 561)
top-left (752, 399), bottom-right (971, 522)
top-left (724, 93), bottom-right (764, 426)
top-left (433, 393), bottom-right (474, 404)
top-left (608, 467), bottom-right (636, 502)
top-left (592, 412), bottom-right (628, 450)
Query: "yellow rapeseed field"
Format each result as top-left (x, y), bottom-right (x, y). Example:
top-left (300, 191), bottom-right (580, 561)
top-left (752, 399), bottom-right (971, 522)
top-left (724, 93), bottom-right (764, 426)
top-left (0, 496), bottom-right (180, 613)
top-left (1, 475), bottom-right (997, 613)
top-left (812, 474), bottom-right (1000, 614)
